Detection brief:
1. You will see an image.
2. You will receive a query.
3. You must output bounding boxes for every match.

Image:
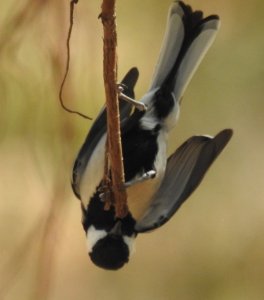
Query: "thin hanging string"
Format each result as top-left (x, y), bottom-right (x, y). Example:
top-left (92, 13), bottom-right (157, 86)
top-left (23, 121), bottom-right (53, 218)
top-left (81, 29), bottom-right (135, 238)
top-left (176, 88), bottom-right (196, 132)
top-left (59, 0), bottom-right (92, 120)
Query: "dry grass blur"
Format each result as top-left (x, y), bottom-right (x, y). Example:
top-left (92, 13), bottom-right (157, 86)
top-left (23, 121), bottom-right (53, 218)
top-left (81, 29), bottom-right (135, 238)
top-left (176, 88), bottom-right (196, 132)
top-left (0, 0), bottom-right (264, 299)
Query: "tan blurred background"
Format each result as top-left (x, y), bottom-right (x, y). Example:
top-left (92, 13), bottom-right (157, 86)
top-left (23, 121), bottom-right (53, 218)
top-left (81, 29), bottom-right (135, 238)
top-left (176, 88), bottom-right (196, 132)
top-left (0, 0), bottom-right (264, 299)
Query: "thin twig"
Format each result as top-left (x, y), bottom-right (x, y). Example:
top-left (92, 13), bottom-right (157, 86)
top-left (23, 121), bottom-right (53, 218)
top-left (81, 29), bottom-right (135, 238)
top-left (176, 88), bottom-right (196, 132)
top-left (59, 0), bottom-right (92, 120)
top-left (100, 0), bottom-right (128, 218)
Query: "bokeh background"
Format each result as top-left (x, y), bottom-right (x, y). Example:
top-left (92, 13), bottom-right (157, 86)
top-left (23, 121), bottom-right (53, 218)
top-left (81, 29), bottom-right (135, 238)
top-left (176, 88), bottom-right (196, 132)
top-left (0, 0), bottom-right (264, 299)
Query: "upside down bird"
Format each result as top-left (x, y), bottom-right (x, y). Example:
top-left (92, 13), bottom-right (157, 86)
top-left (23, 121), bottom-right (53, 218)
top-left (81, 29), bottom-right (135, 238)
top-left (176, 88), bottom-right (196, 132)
top-left (72, 1), bottom-right (233, 270)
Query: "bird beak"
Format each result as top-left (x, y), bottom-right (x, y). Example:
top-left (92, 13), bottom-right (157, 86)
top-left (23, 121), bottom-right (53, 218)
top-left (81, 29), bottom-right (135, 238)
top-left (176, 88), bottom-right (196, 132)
top-left (110, 221), bottom-right (122, 236)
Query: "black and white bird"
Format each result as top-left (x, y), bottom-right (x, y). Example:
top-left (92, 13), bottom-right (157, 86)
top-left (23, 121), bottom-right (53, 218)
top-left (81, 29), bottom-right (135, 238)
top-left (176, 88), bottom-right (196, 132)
top-left (72, 1), bottom-right (233, 270)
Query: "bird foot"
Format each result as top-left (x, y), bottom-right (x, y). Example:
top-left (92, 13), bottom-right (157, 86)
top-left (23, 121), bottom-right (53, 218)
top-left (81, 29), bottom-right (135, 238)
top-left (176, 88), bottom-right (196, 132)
top-left (124, 170), bottom-right (156, 187)
top-left (117, 84), bottom-right (147, 111)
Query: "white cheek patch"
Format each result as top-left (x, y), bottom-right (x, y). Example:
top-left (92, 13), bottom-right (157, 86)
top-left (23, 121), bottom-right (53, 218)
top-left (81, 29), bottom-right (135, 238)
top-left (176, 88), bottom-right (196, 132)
top-left (123, 235), bottom-right (136, 255)
top-left (86, 226), bottom-right (107, 253)
top-left (87, 226), bottom-right (136, 256)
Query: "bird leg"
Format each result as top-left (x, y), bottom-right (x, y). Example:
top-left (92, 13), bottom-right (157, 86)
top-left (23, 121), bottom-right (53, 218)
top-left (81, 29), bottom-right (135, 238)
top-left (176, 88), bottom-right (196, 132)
top-left (124, 170), bottom-right (156, 187)
top-left (117, 84), bottom-right (147, 111)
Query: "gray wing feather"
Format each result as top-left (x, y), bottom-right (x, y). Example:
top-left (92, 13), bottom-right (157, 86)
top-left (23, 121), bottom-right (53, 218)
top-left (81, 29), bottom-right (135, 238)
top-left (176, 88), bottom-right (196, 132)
top-left (72, 67), bottom-right (139, 199)
top-left (135, 129), bottom-right (233, 233)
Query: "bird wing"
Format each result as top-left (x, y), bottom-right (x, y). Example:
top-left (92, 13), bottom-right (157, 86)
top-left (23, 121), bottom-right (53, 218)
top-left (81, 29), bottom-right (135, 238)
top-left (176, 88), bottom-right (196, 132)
top-left (135, 129), bottom-right (233, 233)
top-left (72, 67), bottom-right (139, 200)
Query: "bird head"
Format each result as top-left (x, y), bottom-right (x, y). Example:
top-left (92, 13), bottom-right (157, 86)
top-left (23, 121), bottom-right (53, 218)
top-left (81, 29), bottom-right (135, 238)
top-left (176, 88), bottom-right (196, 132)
top-left (87, 220), bottom-right (136, 270)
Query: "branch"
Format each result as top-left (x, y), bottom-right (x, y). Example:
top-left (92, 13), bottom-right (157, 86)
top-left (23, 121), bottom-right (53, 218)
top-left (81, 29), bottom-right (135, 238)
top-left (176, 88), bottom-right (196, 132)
top-left (100, 0), bottom-right (128, 218)
top-left (59, 0), bottom-right (92, 120)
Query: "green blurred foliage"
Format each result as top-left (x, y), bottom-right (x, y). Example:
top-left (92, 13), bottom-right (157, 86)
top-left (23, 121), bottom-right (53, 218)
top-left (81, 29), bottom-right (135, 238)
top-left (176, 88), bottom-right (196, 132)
top-left (0, 0), bottom-right (264, 299)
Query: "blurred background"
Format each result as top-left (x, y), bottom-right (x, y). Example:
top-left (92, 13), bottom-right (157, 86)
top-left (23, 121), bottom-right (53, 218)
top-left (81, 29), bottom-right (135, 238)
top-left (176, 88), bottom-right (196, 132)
top-left (0, 0), bottom-right (264, 299)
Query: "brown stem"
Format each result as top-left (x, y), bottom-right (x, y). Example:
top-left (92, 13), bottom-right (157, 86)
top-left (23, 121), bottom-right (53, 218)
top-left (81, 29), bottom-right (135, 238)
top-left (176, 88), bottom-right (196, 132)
top-left (59, 0), bottom-right (92, 120)
top-left (100, 0), bottom-right (128, 218)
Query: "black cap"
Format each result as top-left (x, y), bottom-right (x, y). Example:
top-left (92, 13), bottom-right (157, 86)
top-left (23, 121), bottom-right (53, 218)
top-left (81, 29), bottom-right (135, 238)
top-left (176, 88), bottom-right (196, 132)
top-left (89, 235), bottom-right (129, 270)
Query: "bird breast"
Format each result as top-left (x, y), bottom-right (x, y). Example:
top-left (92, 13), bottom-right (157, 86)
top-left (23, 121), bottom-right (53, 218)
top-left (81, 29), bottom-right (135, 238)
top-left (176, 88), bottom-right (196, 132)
top-left (127, 130), bottom-right (167, 220)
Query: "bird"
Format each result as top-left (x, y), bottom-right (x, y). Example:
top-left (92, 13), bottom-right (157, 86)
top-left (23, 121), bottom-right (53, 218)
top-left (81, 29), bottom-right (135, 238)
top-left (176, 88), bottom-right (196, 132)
top-left (71, 1), bottom-right (233, 270)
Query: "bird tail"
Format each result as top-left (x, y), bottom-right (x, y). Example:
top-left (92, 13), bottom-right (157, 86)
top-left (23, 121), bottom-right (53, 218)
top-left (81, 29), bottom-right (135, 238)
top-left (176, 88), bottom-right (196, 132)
top-left (149, 1), bottom-right (220, 103)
